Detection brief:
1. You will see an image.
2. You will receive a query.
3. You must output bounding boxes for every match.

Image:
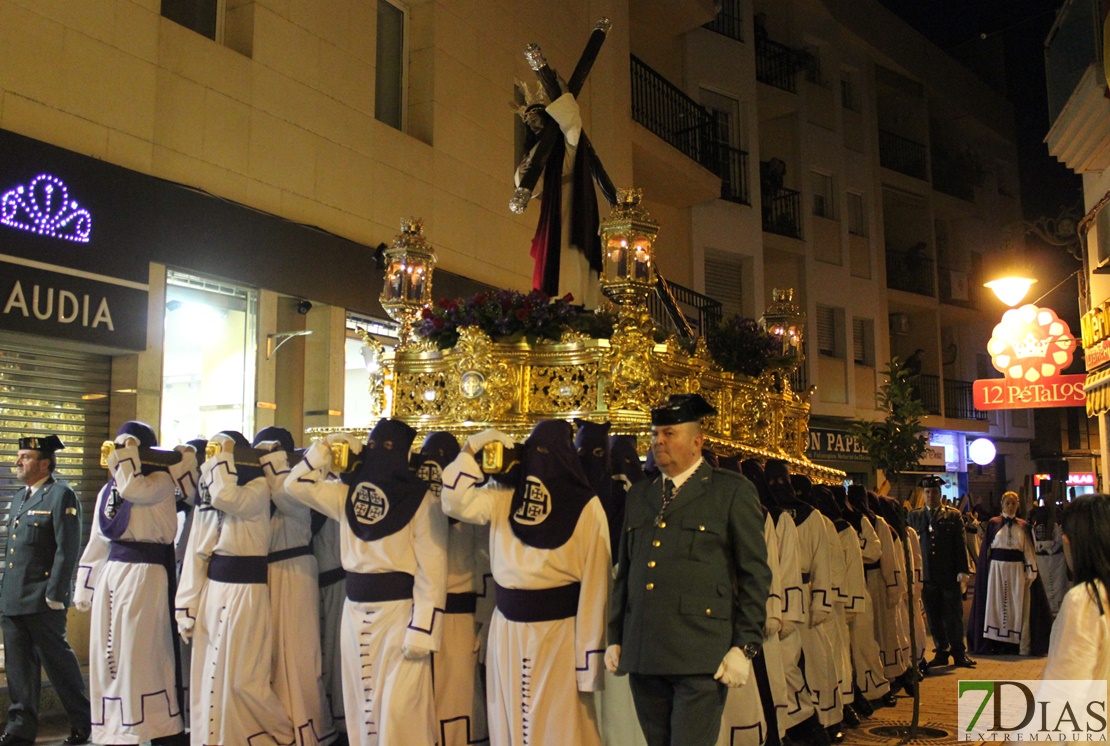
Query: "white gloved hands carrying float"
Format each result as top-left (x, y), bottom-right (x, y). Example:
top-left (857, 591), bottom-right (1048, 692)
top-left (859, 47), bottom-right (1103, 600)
top-left (463, 428), bottom-right (515, 457)
top-left (326, 431), bottom-right (363, 455)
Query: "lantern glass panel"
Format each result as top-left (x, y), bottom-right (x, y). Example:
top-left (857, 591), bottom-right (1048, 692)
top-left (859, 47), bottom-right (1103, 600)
top-left (606, 234), bottom-right (628, 278)
top-left (386, 261), bottom-right (405, 301)
top-left (632, 236), bottom-right (652, 281)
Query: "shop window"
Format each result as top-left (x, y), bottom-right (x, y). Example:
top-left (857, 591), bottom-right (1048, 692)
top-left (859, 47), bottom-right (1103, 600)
top-left (344, 314), bottom-right (397, 428)
top-left (161, 272), bottom-right (257, 446)
top-left (376, 0), bottom-right (408, 131)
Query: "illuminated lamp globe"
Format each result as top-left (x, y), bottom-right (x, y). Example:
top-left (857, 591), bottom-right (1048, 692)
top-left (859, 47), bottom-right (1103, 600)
top-left (968, 437), bottom-right (997, 466)
top-left (984, 277), bottom-right (1036, 307)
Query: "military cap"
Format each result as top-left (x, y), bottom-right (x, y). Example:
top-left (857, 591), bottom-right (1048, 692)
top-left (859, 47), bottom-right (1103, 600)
top-left (650, 393), bottom-right (717, 426)
top-left (18, 434), bottom-right (64, 452)
top-left (919, 475), bottom-right (943, 489)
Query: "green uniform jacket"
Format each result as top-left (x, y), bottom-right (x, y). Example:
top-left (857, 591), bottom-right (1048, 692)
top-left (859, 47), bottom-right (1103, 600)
top-left (0, 477), bottom-right (83, 615)
top-left (608, 462), bottom-right (770, 675)
top-left (907, 503), bottom-right (969, 584)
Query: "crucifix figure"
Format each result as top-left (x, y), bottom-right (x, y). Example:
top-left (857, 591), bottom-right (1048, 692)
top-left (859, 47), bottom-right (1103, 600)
top-left (511, 18), bottom-right (618, 307)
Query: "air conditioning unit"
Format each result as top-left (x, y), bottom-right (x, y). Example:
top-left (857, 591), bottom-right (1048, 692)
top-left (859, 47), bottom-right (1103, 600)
top-left (889, 312), bottom-right (910, 335)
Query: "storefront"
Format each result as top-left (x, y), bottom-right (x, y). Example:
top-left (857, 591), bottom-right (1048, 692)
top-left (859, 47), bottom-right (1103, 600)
top-left (0, 127), bottom-right (485, 557)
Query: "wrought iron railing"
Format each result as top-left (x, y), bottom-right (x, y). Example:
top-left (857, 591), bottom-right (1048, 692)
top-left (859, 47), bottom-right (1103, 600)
top-left (945, 378), bottom-right (987, 421)
top-left (703, 0), bottom-right (743, 42)
top-left (630, 56), bottom-right (718, 172)
top-left (916, 373), bottom-right (942, 415)
top-left (885, 247), bottom-right (935, 297)
top-left (755, 37), bottom-right (800, 93)
top-left (649, 277), bottom-right (724, 339)
top-left (762, 187), bottom-right (802, 238)
top-left (878, 129), bottom-right (928, 180)
top-left (719, 146), bottom-right (751, 204)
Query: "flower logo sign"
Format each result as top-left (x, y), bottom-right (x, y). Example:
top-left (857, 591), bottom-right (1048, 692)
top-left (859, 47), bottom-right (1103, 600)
top-left (974, 304), bottom-right (1085, 410)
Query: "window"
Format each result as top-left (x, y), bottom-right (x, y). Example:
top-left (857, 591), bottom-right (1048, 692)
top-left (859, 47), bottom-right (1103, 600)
top-left (852, 317), bottom-right (874, 366)
top-left (812, 171), bottom-right (835, 219)
top-left (816, 305), bottom-right (844, 358)
top-left (847, 192), bottom-right (866, 236)
top-left (704, 248), bottom-right (746, 318)
top-left (161, 272), bottom-right (257, 446)
top-left (344, 315), bottom-right (397, 428)
top-left (162, 0), bottom-right (220, 40)
top-left (802, 46), bottom-right (823, 85)
top-left (376, 0), bottom-right (408, 131)
top-left (841, 72), bottom-right (857, 111)
top-left (701, 90), bottom-right (748, 204)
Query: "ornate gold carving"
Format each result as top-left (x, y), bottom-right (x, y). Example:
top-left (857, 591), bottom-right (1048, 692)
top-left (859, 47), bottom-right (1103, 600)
top-left (449, 327), bottom-right (516, 421)
top-left (607, 307), bottom-right (662, 413)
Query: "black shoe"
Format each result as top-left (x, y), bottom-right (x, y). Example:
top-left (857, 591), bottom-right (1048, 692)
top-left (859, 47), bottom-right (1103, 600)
top-left (842, 704), bottom-right (861, 728)
top-left (871, 691), bottom-right (898, 708)
top-left (0, 734), bottom-right (35, 746)
top-left (953, 653), bottom-right (978, 668)
top-left (852, 690), bottom-right (875, 717)
top-left (63, 728), bottom-right (91, 745)
top-left (917, 656), bottom-right (930, 676)
top-left (928, 651), bottom-right (951, 668)
top-left (827, 725), bottom-right (845, 743)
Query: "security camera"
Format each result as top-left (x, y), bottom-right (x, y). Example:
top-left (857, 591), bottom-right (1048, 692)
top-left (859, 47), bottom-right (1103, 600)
top-left (297, 300), bottom-right (313, 315)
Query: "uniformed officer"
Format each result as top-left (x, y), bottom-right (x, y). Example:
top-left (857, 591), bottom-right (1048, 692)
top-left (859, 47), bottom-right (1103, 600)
top-left (906, 476), bottom-right (975, 669)
top-left (606, 394), bottom-right (771, 746)
top-left (0, 435), bottom-right (91, 746)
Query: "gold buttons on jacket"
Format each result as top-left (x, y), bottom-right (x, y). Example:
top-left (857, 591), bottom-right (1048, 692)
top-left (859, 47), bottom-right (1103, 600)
top-left (658, 521), bottom-right (667, 528)
top-left (705, 608), bottom-right (712, 615)
top-left (646, 583), bottom-right (654, 591)
top-left (647, 561), bottom-right (656, 568)
top-left (698, 525), bottom-right (706, 531)
top-left (652, 540), bottom-right (661, 547)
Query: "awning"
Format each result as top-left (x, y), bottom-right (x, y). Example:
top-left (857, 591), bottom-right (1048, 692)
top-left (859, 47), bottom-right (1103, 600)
top-left (1084, 367), bottom-right (1110, 417)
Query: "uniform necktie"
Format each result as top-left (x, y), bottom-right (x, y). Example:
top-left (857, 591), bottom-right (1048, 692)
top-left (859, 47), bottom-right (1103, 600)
top-left (655, 479), bottom-right (676, 526)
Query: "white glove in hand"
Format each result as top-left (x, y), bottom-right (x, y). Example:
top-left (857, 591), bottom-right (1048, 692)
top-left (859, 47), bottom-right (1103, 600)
top-left (713, 647), bottom-right (752, 688)
top-left (174, 443), bottom-right (197, 455)
top-left (114, 434), bottom-right (140, 448)
top-left (956, 573), bottom-right (970, 584)
top-left (464, 428), bottom-right (515, 456)
top-left (764, 617), bottom-right (782, 639)
top-left (45, 598), bottom-right (64, 611)
top-left (254, 440), bottom-right (281, 452)
top-left (604, 644), bottom-right (621, 674)
top-left (326, 432), bottom-right (363, 455)
top-left (402, 641), bottom-right (433, 660)
top-left (75, 599), bottom-right (91, 613)
top-left (178, 618), bottom-right (195, 643)
top-left (780, 619), bottom-right (795, 637)
top-left (210, 433), bottom-right (236, 454)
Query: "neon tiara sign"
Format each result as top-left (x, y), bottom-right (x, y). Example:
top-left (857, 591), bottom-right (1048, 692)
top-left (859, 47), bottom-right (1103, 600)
top-left (1, 174), bottom-right (92, 243)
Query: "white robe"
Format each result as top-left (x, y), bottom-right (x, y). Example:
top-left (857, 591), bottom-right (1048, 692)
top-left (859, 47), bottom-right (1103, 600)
top-left (76, 446), bottom-right (194, 744)
top-left (776, 512), bottom-right (813, 732)
top-left (849, 517), bottom-right (888, 699)
top-left (718, 511), bottom-right (784, 746)
top-left (286, 442), bottom-right (448, 746)
top-left (833, 522), bottom-right (864, 705)
top-left (191, 451), bottom-right (294, 746)
top-left (868, 517), bottom-right (908, 679)
top-left (906, 528), bottom-right (927, 661)
top-left (263, 452), bottom-right (337, 745)
top-left (441, 452), bottom-right (609, 746)
top-left (793, 510), bottom-right (840, 728)
top-left (313, 516), bottom-right (347, 737)
top-left (1034, 523), bottom-right (1068, 615)
top-left (983, 519), bottom-right (1038, 651)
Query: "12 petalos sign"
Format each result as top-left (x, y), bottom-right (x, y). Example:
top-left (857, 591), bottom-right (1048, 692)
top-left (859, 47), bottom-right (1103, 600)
top-left (973, 304), bottom-right (1086, 410)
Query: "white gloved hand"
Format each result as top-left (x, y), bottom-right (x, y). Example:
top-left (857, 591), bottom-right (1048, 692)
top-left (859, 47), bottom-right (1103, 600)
top-left (210, 433), bottom-right (236, 454)
top-left (604, 644), bottom-right (622, 674)
top-left (114, 434), bottom-right (140, 448)
top-left (956, 573), bottom-right (970, 584)
top-left (75, 599), bottom-right (91, 613)
top-left (326, 432), bottom-right (363, 455)
top-left (764, 617), bottom-right (782, 639)
top-left (174, 443), bottom-right (197, 455)
top-left (45, 597), bottom-right (64, 611)
top-left (780, 619), bottom-right (795, 637)
top-left (713, 647), bottom-right (752, 687)
top-left (178, 618), bottom-right (194, 643)
top-left (464, 428), bottom-right (515, 457)
top-left (254, 440), bottom-right (282, 452)
top-left (402, 641), bottom-right (434, 660)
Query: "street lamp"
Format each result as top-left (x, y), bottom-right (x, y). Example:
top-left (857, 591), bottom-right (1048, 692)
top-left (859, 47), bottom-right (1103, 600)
top-left (984, 277), bottom-right (1037, 307)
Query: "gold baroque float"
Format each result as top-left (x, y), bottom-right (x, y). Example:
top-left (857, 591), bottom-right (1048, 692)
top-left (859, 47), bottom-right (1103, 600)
top-left (335, 190), bottom-right (845, 484)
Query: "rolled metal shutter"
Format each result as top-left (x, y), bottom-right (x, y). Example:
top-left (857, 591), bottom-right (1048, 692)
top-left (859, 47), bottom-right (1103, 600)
top-left (0, 337), bottom-right (112, 580)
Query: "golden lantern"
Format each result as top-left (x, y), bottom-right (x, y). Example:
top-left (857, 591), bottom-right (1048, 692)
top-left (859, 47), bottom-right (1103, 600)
top-left (761, 287), bottom-right (806, 370)
top-left (381, 217), bottom-right (437, 344)
top-left (599, 188), bottom-right (657, 306)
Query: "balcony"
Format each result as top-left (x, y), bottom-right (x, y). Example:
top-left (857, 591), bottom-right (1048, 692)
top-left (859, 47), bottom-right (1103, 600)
top-left (755, 37), bottom-right (802, 93)
top-left (879, 130), bottom-right (928, 180)
top-left (703, 0), bottom-right (743, 42)
top-left (917, 374), bottom-right (942, 416)
top-left (931, 157), bottom-right (977, 202)
top-left (885, 247), bottom-right (935, 297)
top-left (649, 277), bottom-right (724, 338)
top-left (762, 186), bottom-right (802, 238)
top-left (631, 55), bottom-right (718, 173)
top-left (719, 146), bottom-right (751, 204)
top-left (1045, 0), bottom-right (1103, 125)
top-left (945, 378), bottom-right (988, 421)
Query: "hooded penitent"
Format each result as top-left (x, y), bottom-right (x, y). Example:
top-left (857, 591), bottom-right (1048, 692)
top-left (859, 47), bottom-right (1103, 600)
top-left (101, 420), bottom-right (160, 540)
top-left (606, 433), bottom-right (643, 560)
top-left (510, 419), bottom-right (596, 550)
top-left (417, 431), bottom-right (461, 500)
top-left (342, 418), bottom-right (427, 542)
top-left (574, 420), bottom-right (611, 504)
top-left (763, 459), bottom-right (813, 518)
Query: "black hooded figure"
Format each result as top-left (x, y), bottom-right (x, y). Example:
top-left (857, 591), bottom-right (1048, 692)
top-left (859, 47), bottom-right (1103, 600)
top-left (285, 418), bottom-right (448, 745)
top-left (607, 434), bottom-right (644, 562)
top-left (439, 419), bottom-right (612, 744)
